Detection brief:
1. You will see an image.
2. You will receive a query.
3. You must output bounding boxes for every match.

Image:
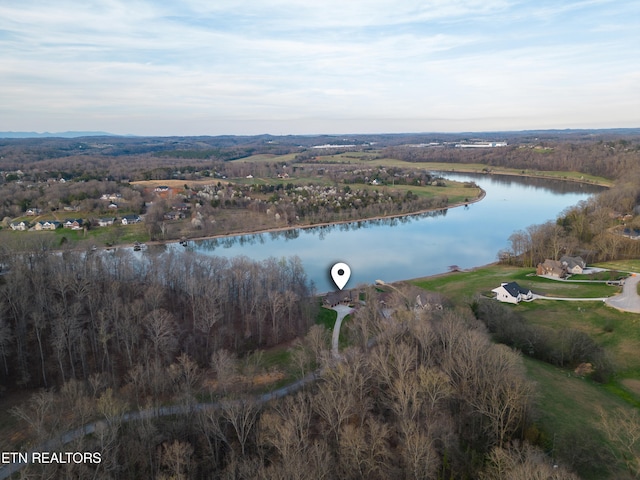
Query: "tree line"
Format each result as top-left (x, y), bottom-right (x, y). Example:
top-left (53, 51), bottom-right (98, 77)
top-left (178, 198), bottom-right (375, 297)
top-left (0, 247), bottom-right (315, 391)
top-left (383, 138), bottom-right (640, 180)
top-left (502, 174), bottom-right (640, 267)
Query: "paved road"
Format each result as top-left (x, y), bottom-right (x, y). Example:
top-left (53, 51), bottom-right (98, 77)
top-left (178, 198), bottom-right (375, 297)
top-left (605, 273), bottom-right (640, 313)
top-left (0, 305), bottom-right (356, 479)
top-left (532, 294), bottom-right (607, 302)
top-left (0, 371), bottom-right (320, 480)
top-left (331, 304), bottom-right (355, 357)
top-left (534, 269), bottom-right (640, 313)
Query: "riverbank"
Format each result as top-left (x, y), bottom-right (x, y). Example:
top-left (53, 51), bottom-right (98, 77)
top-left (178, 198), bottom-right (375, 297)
top-left (435, 166), bottom-right (612, 187)
top-left (123, 188), bottom-right (487, 251)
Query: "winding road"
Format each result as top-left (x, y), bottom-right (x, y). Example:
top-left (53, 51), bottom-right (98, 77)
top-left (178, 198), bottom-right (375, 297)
top-left (0, 305), bottom-right (357, 479)
top-left (534, 270), bottom-right (640, 313)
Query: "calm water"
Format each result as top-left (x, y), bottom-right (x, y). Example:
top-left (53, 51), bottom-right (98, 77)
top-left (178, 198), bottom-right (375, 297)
top-left (156, 173), bottom-right (603, 293)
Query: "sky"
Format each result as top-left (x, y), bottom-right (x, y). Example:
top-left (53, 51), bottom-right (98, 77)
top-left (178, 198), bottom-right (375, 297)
top-left (1, 0), bottom-right (639, 136)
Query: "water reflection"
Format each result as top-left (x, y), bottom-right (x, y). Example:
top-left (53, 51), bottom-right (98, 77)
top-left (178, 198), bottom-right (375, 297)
top-left (154, 174), bottom-right (604, 293)
top-left (187, 209), bottom-right (449, 253)
top-left (434, 171), bottom-right (604, 195)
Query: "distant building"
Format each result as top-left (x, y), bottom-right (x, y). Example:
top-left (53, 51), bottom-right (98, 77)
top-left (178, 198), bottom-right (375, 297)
top-left (64, 219), bottom-right (84, 230)
top-left (121, 214), bottom-right (141, 225)
top-left (34, 220), bottom-right (61, 230)
top-left (98, 217), bottom-right (116, 227)
top-left (10, 221), bottom-right (29, 231)
top-left (455, 142), bottom-right (508, 148)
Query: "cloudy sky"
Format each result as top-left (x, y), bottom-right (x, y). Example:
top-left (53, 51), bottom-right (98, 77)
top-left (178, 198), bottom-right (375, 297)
top-left (1, 0), bottom-right (638, 135)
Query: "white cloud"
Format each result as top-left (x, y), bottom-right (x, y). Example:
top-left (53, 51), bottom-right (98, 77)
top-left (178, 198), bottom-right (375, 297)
top-left (0, 0), bottom-right (638, 134)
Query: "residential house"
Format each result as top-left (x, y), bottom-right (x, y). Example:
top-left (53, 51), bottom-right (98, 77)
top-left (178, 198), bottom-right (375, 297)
top-left (100, 193), bottom-right (122, 202)
top-left (98, 217), bottom-right (116, 227)
top-left (536, 259), bottom-right (566, 278)
top-left (121, 214), bottom-right (141, 225)
top-left (10, 221), bottom-right (29, 231)
top-left (172, 203), bottom-right (191, 212)
top-left (64, 219), bottom-right (84, 230)
top-left (34, 220), bottom-right (61, 230)
top-left (26, 208), bottom-right (42, 216)
top-left (163, 211), bottom-right (184, 221)
top-left (323, 290), bottom-right (354, 307)
top-left (492, 282), bottom-right (533, 304)
top-left (560, 256), bottom-right (586, 275)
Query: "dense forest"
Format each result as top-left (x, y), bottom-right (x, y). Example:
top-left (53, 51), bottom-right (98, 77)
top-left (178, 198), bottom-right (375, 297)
top-left (1, 283), bottom-right (581, 479)
top-left (0, 248), bottom-right (314, 391)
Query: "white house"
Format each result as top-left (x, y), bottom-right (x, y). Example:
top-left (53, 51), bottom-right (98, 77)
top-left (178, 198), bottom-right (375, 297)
top-left (98, 217), bottom-right (116, 227)
top-left (10, 221), bottom-right (29, 231)
top-left (492, 282), bottom-right (533, 304)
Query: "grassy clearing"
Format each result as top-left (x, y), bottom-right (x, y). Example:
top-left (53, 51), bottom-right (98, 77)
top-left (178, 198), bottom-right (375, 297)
top-left (517, 300), bottom-right (640, 377)
top-left (316, 306), bottom-right (338, 330)
top-left (595, 260), bottom-right (640, 273)
top-left (570, 270), bottom-right (627, 281)
top-left (229, 153), bottom-right (299, 164)
top-left (524, 357), bottom-right (630, 479)
top-left (0, 224), bottom-right (150, 250)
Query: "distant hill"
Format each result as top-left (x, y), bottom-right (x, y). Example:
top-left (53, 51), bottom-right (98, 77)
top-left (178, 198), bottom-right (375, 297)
top-left (0, 131), bottom-right (118, 138)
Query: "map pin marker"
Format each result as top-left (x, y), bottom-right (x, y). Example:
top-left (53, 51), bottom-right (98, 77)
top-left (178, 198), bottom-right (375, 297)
top-left (331, 262), bottom-right (351, 290)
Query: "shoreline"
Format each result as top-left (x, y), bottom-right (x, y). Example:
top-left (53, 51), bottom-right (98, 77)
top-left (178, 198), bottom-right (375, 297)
top-left (434, 167), bottom-right (612, 188)
top-left (134, 189), bottom-right (487, 250)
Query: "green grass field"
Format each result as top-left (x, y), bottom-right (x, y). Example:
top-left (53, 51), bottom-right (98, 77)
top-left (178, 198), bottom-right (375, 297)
top-left (525, 358), bottom-right (629, 479)
top-left (229, 153), bottom-right (299, 164)
top-left (412, 264), bottom-right (620, 303)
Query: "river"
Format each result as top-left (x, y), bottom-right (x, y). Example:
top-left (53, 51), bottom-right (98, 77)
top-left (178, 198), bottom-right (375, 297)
top-left (144, 173), bottom-right (603, 293)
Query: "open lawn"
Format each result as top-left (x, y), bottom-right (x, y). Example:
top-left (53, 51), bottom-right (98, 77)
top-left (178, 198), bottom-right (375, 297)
top-left (316, 305), bottom-right (338, 330)
top-left (517, 300), bottom-right (640, 375)
top-left (0, 223), bottom-right (150, 249)
top-left (229, 153), bottom-right (299, 164)
top-left (595, 260), bottom-right (640, 273)
top-left (412, 264), bottom-right (620, 304)
top-left (525, 357), bottom-right (633, 479)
